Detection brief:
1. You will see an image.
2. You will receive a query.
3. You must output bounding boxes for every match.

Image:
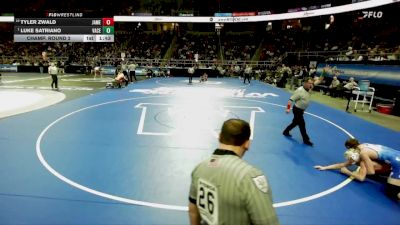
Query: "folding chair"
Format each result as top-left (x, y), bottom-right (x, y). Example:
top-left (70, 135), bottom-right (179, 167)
top-left (352, 80), bottom-right (375, 113)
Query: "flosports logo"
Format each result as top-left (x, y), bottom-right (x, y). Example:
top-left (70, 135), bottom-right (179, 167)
top-left (362, 11), bottom-right (383, 18)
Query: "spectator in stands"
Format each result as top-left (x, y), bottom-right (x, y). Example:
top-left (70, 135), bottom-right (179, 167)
top-left (58, 61), bottom-right (65, 74)
top-left (309, 66), bottom-right (316, 77)
top-left (276, 71), bottom-right (289, 88)
top-left (217, 65), bottom-right (225, 78)
top-left (298, 66), bottom-right (308, 80)
top-left (234, 64), bottom-right (241, 77)
top-left (327, 76), bottom-right (341, 97)
top-left (281, 64), bottom-right (292, 75)
top-left (343, 77), bottom-right (358, 90)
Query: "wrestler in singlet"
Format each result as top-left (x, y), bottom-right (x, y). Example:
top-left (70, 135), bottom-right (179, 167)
top-left (359, 143), bottom-right (400, 179)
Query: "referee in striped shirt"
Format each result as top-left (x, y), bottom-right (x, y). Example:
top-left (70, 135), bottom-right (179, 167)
top-left (48, 62), bottom-right (59, 90)
top-left (188, 119), bottom-right (280, 225)
top-left (282, 78), bottom-right (314, 146)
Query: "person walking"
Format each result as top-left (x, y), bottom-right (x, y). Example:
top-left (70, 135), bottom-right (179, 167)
top-left (188, 65), bottom-right (195, 84)
top-left (188, 118), bottom-right (280, 225)
top-left (39, 61), bottom-right (44, 74)
top-left (283, 78), bottom-right (314, 146)
top-left (48, 62), bottom-right (59, 91)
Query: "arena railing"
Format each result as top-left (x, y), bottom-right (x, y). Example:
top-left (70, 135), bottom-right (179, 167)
top-left (0, 55), bottom-right (279, 68)
top-left (96, 58), bottom-right (279, 68)
top-left (0, 56), bottom-right (69, 64)
top-left (286, 50), bottom-right (400, 61)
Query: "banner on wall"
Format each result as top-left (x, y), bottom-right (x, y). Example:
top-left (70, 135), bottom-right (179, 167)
top-left (316, 63), bottom-right (400, 86)
top-left (101, 66), bottom-right (116, 75)
top-left (135, 67), bottom-right (161, 76)
top-left (0, 64), bottom-right (18, 72)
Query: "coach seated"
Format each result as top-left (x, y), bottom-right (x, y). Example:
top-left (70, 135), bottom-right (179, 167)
top-left (327, 76), bottom-right (341, 97)
top-left (341, 77), bottom-right (358, 99)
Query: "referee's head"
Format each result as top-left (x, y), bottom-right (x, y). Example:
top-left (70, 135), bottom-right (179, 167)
top-left (219, 119), bottom-right (251, 147)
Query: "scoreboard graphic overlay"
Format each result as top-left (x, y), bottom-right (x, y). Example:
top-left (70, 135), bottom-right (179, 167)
top-left (14, 13), bottom-right (114, 42)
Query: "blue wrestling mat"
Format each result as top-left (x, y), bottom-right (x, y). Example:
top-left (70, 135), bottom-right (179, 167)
top-left (0, 77), bottom-right (399, 224)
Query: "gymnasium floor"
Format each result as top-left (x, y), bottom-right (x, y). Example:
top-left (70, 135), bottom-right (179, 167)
top-left (0, 75), bottom-right (399, 224)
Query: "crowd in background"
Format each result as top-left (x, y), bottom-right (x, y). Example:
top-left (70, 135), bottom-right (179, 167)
top-left (1, 1), bottom-right (400, 103)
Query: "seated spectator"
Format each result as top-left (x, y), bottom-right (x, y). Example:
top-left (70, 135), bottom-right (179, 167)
top-left (276, 71), bottom-right (289, 88)
top-left (343, 77), bottom-right (358, 91)
top-left (327, 76), bottom-right (341, 97)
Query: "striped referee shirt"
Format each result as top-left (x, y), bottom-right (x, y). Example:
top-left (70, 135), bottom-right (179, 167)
top-left (290, 86), bottom-right (311, 110)
top-left (48, 65), bottom-right (58, 75)
top-left (189, 149), bottom-right (279, 225)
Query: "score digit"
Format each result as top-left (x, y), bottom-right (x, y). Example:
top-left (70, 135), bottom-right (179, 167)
top-left (102, 18), bottom-right (114, 26)
top-left (102, 26), bottom-right (114, 34)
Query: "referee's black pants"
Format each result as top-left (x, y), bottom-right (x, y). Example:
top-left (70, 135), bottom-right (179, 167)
top-left (283, 105), bottom-right (310, 142)
top-left (129, 71), bottom-right (137, 82)
top-left (243, 73), bottom-right (251, 83)
top-left (343, 89), bottom-right (353, 111)
top-left (188, 74), bottom-right (193, 83)
top-left (51, 74), bottom-right (58, 89)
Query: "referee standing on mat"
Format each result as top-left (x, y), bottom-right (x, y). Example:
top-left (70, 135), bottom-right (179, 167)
top-left (243, 64), bottom-right (252, 84)
top-left (188, 65), bottom-right (195, 84)
top-left (188, 118), bottom-right (280, 225)
top-left (48, 62), bottom-right (59, 91)
top-left (283, 78), bottom-right (314, 146)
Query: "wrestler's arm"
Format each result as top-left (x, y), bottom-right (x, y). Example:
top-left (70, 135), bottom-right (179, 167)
top-left (314, 161), bottom-right (351, 170)
top-left (360, 152), bottom-right (376, 175)
top-left (340, 161), bottom-right (367, 181)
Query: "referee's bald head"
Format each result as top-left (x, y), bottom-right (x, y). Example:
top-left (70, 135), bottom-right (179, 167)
top-left (219, 119), bottom-right (251, 146)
